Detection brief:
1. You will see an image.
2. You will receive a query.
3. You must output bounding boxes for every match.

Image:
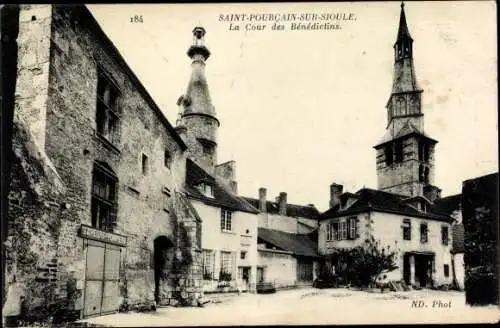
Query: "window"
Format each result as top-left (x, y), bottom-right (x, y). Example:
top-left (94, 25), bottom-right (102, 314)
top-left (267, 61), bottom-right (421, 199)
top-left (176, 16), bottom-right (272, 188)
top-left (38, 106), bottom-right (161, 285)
top-left (418, 142), bottom-right (424, 161)
top-left (444, 264), bottom-right (449, 277)
top-left (441, 226), bottom-right (449, 245)
top-left (202, 250), bottom-right (215, 280)
top-left (91, 163), bottom-right (117, 232)
top-left (164, 149), bottom-right (172, 169)
top-left (420, 201), bottom-right (427, 212)
top-left (220, 251), bottom-right (233, 275)
top-left (203, 144), bottom-right (213, 155)
top-left (424, 167), bottom-right (430, 185)
top-left (328, 218), bottom-right (356, 241)
top-left (385, 146), bottom-right (393, 166)
top-left (240, 251), bottom-right (247, 260)
top-left (395, 140), bottom-right (403, 163)
top-left (96, 72), bottom-right (120, 145)
top-left (402, 219), bottom-right (411, 240)
top-left (142, 153), bottom-right (149, 175)
top-left (197, 183), bottom-right (214, 198)
top-left (424, 144), bottom-right (430, 163)
top-left (419, 165), bottom-right (424, 183)
top-left (348, 217), bottom-right (358, 239)
top-left (326, 222), bottom-right (334, 241)
top-left (220, 209), bottom-right (232, 232)
top-left (420, 223), bottom-right (428, 243)
top-left (339, 218), bottom-right (347, 240)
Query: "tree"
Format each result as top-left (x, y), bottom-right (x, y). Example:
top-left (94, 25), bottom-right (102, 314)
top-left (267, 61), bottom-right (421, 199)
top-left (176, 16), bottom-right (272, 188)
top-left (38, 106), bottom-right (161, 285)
top-left (323, 236), bottom-right (399, 288)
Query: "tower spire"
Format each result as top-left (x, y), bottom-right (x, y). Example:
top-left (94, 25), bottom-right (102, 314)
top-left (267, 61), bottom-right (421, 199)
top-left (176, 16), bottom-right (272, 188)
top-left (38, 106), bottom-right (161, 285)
top-left (396, 1), bottom-right (413, 45)
top-left (374, 3), bottom-right (440, 201)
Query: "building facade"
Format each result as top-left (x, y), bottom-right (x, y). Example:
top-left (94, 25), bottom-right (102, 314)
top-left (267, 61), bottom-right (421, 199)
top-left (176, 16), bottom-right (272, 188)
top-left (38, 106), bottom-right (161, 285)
top-left (244, 190), bottom-right (321, 289)
top-left (317, 3), bottom-right (455, 289)
top-left (3, 4), bottom-right (202, 323)
top-left (318, 187), bottom-right (454, 287)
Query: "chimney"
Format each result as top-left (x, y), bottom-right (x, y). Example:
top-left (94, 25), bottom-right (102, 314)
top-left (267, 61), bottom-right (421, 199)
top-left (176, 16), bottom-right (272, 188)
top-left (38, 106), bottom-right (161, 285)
top-left (259, 187), bottom-right (267, 212)
top-left (279, 192), bottom-right (287, 216)
top-left (330, 183), bottom-right (343, 209)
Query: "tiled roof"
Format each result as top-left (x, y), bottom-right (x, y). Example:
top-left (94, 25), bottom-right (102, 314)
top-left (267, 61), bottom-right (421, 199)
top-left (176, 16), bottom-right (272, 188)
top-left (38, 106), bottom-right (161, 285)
top-left (242, 197), bottom-right (320, 219)
top-left (432, 194), bottom-right (462, 216)
top-left (375, 121), bottom-right (437, 148)
top-left (185, 159), bottom-right (259, 214)
top-left (257, 227), bottom-right (319, 258)
top-left (451, 223), bottom-right (465, 254)
top-left (318, 188), bottom-right (453, 222)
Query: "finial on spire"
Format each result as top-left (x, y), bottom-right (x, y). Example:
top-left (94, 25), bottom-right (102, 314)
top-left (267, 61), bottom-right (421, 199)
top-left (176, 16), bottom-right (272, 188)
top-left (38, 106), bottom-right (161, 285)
top-left (401, 1), bottom-right (405, 9)
top-left (187, 25), bottom-right (210, 60)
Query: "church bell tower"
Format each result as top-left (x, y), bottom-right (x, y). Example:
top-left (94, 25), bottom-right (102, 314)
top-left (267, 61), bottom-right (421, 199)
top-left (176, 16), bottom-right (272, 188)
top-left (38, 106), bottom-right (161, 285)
top-left (176, 27), bottom-right (220, 174)
top-left (374, 3), bottom-right (441, 202)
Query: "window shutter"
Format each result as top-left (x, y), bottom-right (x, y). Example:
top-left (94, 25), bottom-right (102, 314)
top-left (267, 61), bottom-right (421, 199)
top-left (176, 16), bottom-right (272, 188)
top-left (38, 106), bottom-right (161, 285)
top-left (232, 251), bottom-right (237, 280)
top-left (355, 217), bottom-right (360, 239)
top-left (346, 219), bottom-right (352, 239)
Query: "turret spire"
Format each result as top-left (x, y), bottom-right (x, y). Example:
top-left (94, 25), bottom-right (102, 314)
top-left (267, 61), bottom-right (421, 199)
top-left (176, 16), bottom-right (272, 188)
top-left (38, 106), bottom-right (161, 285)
top-left (394, 1), bottom-right (413, 61)
top-left (177, 27), bottom-right (219, 174)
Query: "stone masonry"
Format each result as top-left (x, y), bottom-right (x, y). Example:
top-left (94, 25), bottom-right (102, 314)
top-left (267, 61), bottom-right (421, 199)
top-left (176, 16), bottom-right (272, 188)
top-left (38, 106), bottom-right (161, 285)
top-left (3, 5), bottom-right (202, 324)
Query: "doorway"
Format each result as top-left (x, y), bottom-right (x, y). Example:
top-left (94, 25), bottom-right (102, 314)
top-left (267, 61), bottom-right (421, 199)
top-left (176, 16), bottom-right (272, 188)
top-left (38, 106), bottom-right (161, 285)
top-left (83, 240), bottom-right (121, 318)
top-left (238, 266), bottom-right (251, 291)
top-left (153, 236), bottom-right (173, 303)
top-left (415, 254), bottom-right (434, 288)
top-left (403, 252), bottom-right (434, 288)
top-left (257, 267), bottom-right (265, 283)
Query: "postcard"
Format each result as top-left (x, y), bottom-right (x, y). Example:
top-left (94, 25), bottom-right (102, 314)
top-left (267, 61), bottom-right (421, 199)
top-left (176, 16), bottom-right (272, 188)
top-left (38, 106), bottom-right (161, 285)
top-left (1, 1), bottom-right (498, 326)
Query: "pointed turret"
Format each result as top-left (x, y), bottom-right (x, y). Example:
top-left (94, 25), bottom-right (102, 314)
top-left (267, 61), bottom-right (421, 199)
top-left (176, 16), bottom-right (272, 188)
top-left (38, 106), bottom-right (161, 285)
top-left (182, 27), bottom-right (216, 117)
top-left (395, 2), bottom-right (413, 46)
top-left (177, 27), bottom-right (220, 174)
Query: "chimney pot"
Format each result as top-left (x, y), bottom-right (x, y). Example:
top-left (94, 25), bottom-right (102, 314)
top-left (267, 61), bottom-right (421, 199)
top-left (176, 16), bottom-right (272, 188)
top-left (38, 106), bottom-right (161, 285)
top-left (258, 188), bottom-right (267, 212)
top-left (279, 192), bottom-right (287, 216)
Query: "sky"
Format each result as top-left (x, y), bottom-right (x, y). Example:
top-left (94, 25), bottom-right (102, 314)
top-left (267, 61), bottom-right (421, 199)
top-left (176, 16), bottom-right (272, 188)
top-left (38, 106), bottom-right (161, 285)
top-left (87, 2), bottom-right (498, 211)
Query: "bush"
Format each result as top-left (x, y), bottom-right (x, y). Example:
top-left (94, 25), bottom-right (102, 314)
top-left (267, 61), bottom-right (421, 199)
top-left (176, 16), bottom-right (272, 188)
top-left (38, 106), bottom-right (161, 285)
top-left (322, 237), bottom-right (398, 288)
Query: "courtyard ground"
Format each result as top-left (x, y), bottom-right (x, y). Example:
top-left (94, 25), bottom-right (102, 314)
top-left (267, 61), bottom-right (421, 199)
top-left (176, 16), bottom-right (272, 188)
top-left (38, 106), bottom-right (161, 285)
top-left (77, 288), bottom-right (498, 326)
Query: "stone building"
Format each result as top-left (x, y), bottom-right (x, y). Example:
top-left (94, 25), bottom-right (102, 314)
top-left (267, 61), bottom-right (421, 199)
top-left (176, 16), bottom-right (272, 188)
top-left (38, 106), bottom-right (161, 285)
top-left (3, 4), bottom-right (202, 323)
top-left (175, 27), bottom-right (261, 293)
top-left (317, 3), bottom-right (455, 288)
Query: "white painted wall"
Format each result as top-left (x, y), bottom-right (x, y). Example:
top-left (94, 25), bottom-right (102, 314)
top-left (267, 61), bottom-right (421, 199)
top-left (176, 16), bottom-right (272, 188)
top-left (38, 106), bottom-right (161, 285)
top-left (318, 210), bottom-right (453, 286)
top-left (452, 253), bottom-right (465, 290)
top-left (258, 212), bottom-right (318, 234)
top-left (192, 200), bottom-right (259, 291)
top-left (257, 249), bottom-right (297, 288)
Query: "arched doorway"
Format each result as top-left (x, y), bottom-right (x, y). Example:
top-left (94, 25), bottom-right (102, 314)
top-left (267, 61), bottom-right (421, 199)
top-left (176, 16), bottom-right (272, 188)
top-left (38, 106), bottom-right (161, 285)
top-left (153, 236), bottom-right (173, 303)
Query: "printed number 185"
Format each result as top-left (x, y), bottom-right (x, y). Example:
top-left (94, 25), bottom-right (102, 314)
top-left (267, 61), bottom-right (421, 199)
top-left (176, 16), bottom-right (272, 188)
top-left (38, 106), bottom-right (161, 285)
top-left (130, 15), bottom-right (143, 23)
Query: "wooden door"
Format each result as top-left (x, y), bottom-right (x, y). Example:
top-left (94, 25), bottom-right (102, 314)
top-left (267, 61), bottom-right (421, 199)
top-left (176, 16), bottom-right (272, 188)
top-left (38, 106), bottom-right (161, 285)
top-left (83, 240), bottom-right (121, 318)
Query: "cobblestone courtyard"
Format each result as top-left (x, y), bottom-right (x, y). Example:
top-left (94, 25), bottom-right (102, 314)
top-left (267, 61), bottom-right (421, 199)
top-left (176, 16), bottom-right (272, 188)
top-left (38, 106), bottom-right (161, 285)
top-left (78, 288), bottom-right (498, 326)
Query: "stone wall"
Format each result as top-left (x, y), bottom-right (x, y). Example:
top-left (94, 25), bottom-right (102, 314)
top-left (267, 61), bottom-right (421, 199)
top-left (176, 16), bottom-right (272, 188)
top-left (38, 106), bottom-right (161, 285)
top-left (376, 136), bottom-right (436, 198)
top-left (4, 4), bottom-right (200, 323)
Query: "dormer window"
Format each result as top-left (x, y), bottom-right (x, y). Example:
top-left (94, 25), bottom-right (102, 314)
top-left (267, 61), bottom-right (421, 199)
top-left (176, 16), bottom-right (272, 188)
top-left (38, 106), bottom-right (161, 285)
top-left (197, 182), bottom-right (214, 198)
top-left (420, 201), bottom-right (427, 212)
top-left (197, 138), bottom-right (216, 156)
